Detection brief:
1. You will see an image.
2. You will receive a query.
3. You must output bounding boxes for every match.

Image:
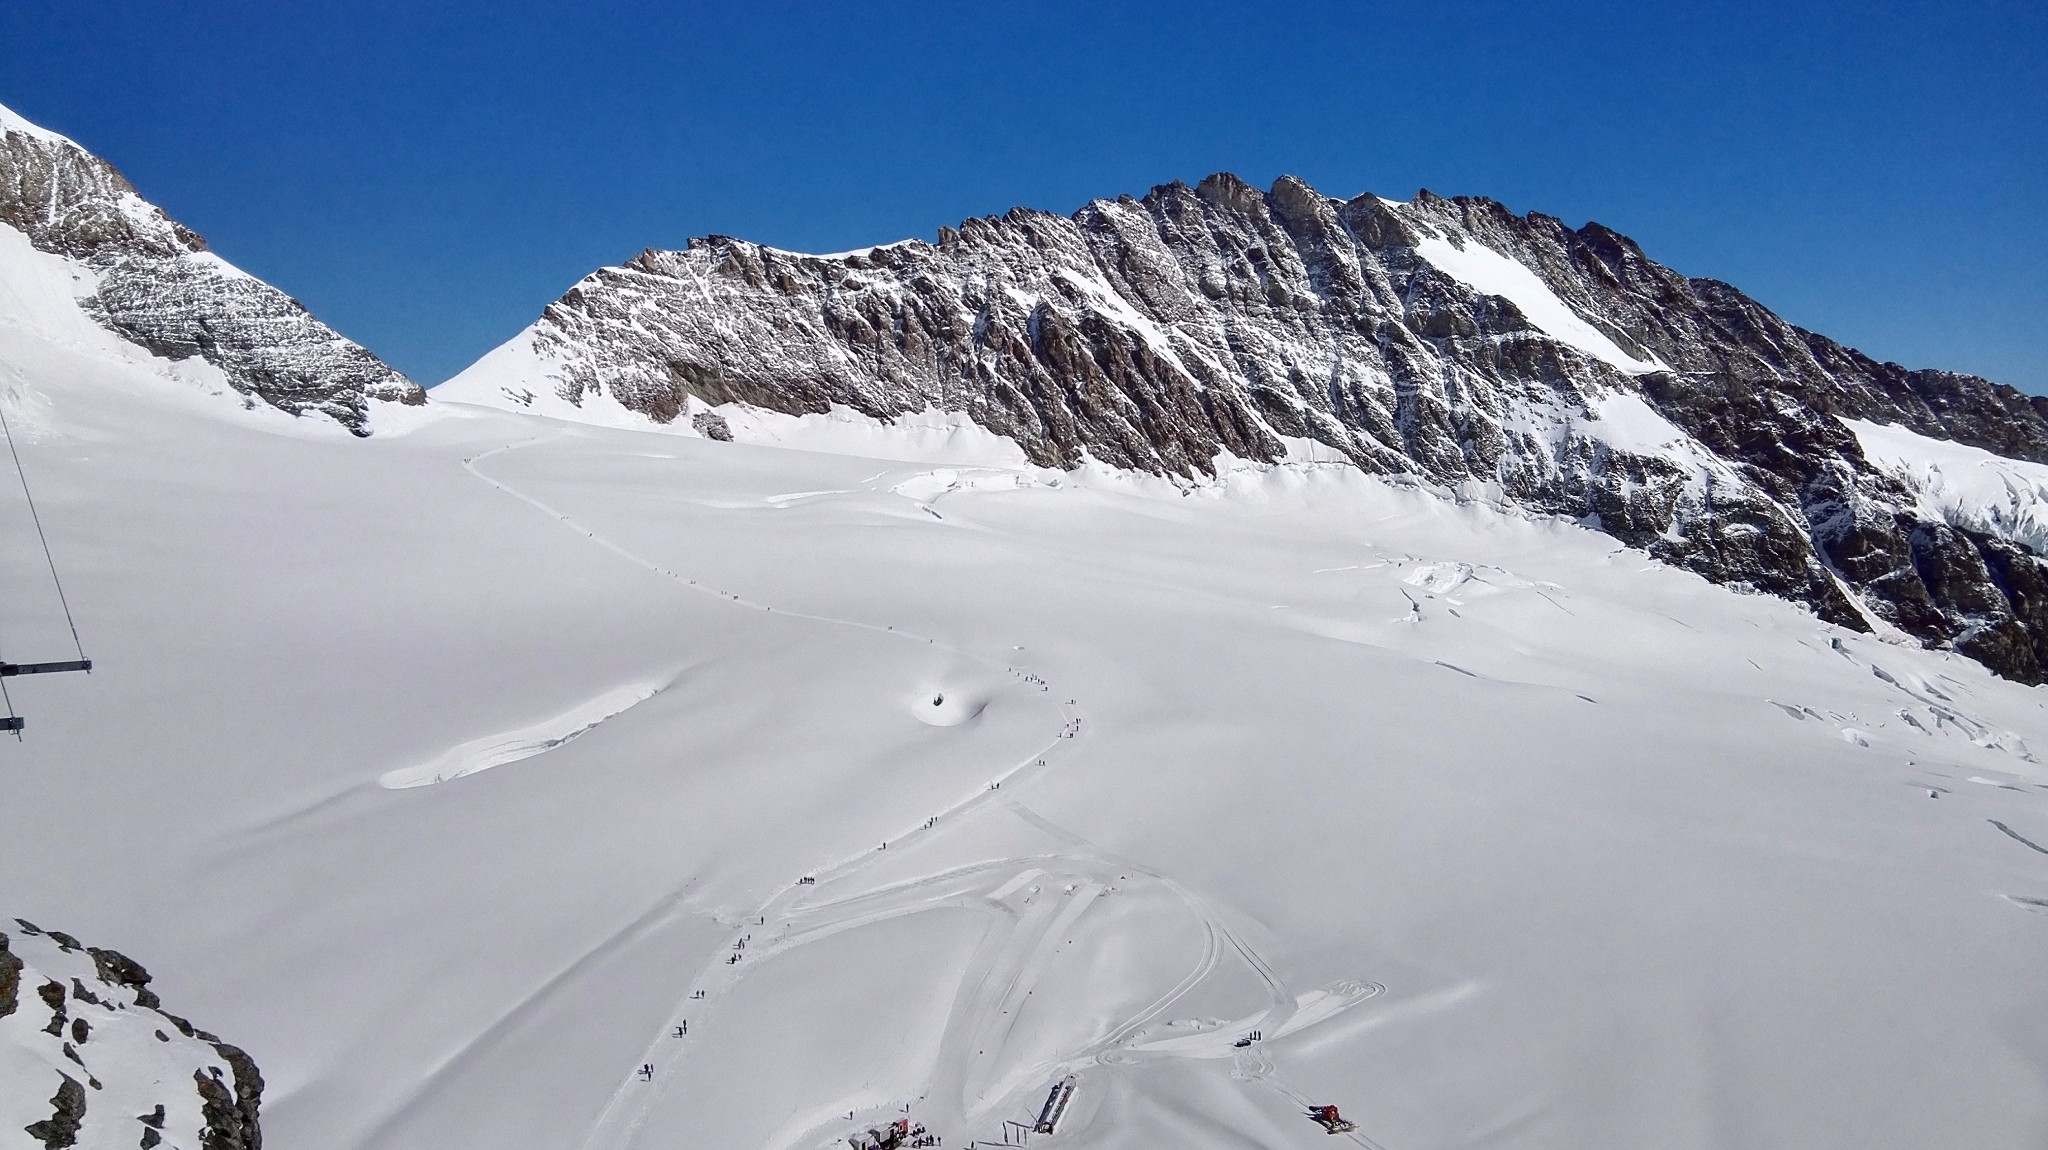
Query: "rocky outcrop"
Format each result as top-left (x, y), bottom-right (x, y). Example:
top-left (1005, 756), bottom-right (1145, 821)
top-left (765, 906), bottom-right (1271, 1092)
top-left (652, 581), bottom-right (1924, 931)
top-left (23, 1075), bottom-right (84, 1150)
top-left (0, 932), bottom-right (21, 1018)
top-left (447, 173), bottom-right (2048, 682)
top-left (0, 103), bottom-right (424, 433)
top-left (3, 919), bottom-right (263, 1150)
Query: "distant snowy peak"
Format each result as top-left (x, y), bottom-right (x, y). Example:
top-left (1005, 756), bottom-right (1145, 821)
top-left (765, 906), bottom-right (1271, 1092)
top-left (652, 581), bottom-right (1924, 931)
top-left (0, 101), bottom-right (423, 435)
top-left (445, 171), bottom-right (2048, 683)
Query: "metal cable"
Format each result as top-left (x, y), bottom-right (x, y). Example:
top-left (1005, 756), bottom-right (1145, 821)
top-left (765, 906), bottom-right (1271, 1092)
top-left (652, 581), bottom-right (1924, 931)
top-left (0, 400), bottom-right (86, 660)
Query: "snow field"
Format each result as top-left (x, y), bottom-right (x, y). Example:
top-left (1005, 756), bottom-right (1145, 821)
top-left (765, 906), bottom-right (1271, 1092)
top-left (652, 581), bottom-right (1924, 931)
top-left (450, 429), bottom-right (2048, 1148)
top-left (1847, 417), bottom-right (2048, 557)
top-left (1405, 225), bottom-right (1667, 376)
top-left (2, 250), bottom-right (2048, 1150)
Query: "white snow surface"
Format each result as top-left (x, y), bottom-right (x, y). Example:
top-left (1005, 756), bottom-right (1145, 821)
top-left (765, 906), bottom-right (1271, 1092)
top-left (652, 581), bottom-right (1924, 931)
top-left (4, 239), bottom-right (2048, 1150)
top-left (378, 678), bottom-right (669, 790)
top-left (1847, 417), bottom-right (2048, 556)
top-left (1411, 230), bottom-right (1668, 375)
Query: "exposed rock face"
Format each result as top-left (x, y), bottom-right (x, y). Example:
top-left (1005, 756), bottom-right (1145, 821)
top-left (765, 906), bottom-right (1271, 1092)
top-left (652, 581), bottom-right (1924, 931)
top-left (3, 920), bottom-right (262, 1150)
top-left (0, 104), bottom-right (423, 433)
top-left (23, 1075), bottom-right (84, 1150)
top-left (691, 410), bottom-right (734, 442)
top-left (447, 173), bottom-right (2048, 682)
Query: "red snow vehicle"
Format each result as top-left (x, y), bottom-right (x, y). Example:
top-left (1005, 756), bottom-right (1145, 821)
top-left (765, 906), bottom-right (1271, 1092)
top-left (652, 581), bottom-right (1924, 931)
top-left (1309, 1105), bottom-right (1356, 1134)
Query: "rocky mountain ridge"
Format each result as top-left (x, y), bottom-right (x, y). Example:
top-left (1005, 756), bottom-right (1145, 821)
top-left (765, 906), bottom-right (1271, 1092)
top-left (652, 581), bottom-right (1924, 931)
top-left (2, 919), bottom-right (262, 1150)
top-left (442, 172), bottom-right (2048, 683)
top-left (0, 102), bottom-right (423, 434)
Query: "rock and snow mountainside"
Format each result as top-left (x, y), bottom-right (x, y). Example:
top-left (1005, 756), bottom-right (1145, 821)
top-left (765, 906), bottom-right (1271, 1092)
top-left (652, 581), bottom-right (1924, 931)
top-left (442, 174), bottom-right (2048, 682)
top-left (0, 102), bottom-right (422, 434)
top-left (2, 921), bottom-right (261, 1150)
top-left (7, 177), bottom-right (2048, 1147)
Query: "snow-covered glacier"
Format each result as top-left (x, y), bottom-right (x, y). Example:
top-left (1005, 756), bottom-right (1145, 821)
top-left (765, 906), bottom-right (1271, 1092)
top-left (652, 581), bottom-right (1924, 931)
top-left (3, 100), bottom-right (2047, 1150)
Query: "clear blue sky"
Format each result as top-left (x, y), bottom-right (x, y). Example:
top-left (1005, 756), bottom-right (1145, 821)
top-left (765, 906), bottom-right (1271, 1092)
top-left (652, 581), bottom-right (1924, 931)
top-left (3, 1), bottom-right (2041, 390)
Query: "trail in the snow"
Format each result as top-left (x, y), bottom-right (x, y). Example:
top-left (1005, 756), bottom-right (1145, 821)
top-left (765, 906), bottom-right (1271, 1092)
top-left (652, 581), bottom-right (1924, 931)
top-left (459, 437), bottom-right (1391, 1150)
top-left (582, 688), bottom-right (1080, 1149)
top-left (1248, 1068), bottom-right (1395, 1150)
top-left (459, 439), bottom-right (1091, 1150)
top-left (1004, 802), bottom-right (1296, 1042)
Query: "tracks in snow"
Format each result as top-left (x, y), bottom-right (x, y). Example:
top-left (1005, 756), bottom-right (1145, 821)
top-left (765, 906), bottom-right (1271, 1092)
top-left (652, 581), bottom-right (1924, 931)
top-left (459, 436), bottom-right (1389, 1150)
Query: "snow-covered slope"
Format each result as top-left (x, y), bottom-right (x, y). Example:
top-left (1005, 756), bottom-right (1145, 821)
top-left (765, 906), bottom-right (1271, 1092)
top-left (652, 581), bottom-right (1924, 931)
top-left (5, 97), bottom-right (2047, 1150)
top-left (439, 174), bottom-right (2048, 684)
top-left (6, 227), bottom-right (2048, 1150)
top-left (1847, 418), bottom-right (2048, 557)
top-left (0, 101), bottom-right (424, 434)
top-left (2, 920), bottom-right (261, 1150)
top-left (1407, 226), bottom-right (1666, 376)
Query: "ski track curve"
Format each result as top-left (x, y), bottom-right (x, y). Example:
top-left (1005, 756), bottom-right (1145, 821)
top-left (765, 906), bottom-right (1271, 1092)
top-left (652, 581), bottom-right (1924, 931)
top-left (460, 435), bottom-right (1391, 1150)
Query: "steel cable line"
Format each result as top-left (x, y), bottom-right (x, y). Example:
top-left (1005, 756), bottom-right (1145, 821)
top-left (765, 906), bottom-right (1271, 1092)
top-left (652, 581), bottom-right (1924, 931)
top-left (0, 400), bottom-right (86, 661)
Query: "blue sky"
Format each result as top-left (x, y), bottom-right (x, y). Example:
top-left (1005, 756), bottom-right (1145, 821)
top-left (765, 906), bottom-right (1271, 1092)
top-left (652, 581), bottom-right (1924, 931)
top-left (3, 1), bottom-right (2042, 389)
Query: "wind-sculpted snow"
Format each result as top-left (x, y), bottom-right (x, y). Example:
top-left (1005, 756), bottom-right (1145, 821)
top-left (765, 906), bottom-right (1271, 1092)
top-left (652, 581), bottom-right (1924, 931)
top-left (444, 173), bottom-right (2048, 682)
top-left (0, 101), bottom-right (423, 433)
top-left (378, 678), bottom-right (669, 789)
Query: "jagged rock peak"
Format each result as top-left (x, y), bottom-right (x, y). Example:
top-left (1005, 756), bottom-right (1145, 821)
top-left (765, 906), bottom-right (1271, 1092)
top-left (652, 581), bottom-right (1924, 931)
top-left (442, 170), bottom-right (2048, 684)
top-left (0, 100), bottom-right (424, 434)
